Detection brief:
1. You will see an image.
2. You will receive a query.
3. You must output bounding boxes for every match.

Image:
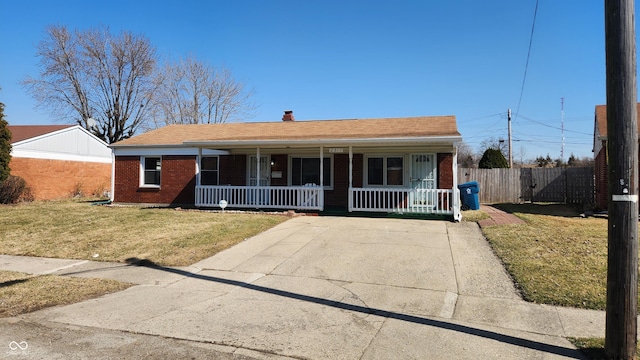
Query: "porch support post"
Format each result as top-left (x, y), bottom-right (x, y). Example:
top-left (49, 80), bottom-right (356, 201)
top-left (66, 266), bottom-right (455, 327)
top-left (110, 151), bottom-right (115, 202)
top-left (452, 145), bottom-right (462, 221)
top-left (320, 146), bottom-right (324, 210)
top-left (320, 146), bottom-right (324, 187)
top-left (348, 145), bottom-right (353, 212)
top-left (349, 146), bottom-right (353, 188)
top-left (256, 147), bottom-right (261, 187)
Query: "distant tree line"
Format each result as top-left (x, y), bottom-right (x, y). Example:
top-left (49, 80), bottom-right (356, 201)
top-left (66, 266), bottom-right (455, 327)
top-left (458, 137), bottom-right (594, 169)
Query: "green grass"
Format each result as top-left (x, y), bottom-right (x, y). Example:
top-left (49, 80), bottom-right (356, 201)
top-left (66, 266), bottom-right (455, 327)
top-left (461, 209), bottom-right (490, 222)
top-left (0, 200), bottom-right (290, 317)
top-left (0, 200), bottom-right (289, 266)
top-left (0, 270), bottom-right (131, 317)
top-left (480, 203), bottom-right (612, 310)
top-left (476, 204), bottom-right (634, 360)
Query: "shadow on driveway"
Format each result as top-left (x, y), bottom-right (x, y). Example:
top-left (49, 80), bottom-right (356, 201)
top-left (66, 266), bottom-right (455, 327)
top-left (124, 257), bottom-right (584, 359)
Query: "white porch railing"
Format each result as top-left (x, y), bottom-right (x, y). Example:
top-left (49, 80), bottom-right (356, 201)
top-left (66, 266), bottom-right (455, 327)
top-left (195, 185), bottom-right (323, 211)
top-left (349, 187), bottom-right (459, 216)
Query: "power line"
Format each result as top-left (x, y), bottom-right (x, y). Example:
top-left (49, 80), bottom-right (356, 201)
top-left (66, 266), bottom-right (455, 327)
top-left (516, 113), bottom-right (593, 135)
top-left (514, 0), bottom-right (540, 122)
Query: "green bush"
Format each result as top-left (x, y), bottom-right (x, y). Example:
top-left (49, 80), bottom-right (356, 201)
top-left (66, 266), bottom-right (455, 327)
top-left (0, 176), bottom-right (31, 204)
top-left (479, 148), bottom-right (509, 169)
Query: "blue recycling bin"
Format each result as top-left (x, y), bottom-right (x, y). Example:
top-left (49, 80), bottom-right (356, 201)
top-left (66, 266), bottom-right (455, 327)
top-left (458, 181), bottom-right (480, 210)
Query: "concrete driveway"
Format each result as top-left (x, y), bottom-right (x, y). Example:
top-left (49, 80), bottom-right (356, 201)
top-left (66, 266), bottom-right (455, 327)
top-left (4, 216), bottom-right (601, 359)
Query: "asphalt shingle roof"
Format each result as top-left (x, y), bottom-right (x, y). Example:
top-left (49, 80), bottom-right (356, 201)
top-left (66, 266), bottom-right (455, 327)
top-left (111, 116), bottom-right (460, 147)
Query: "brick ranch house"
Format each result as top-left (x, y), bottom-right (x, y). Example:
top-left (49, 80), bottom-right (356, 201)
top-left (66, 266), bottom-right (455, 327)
top-left (8, 125), bottom-right (112, 200)
top-left (593, 103), bottom-right (640, 210)
top-left (110, 112), bottom-right (463, 220)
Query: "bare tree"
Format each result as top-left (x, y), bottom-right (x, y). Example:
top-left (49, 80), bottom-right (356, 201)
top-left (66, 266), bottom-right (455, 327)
top-left (22, 25), bottom-right (157, 143)
top-left (456, 141), bottom-right (477, 168)
top-left (479, 136), bottom-right (508, 159)
top-left (148, 55), bottom-right (256, 128)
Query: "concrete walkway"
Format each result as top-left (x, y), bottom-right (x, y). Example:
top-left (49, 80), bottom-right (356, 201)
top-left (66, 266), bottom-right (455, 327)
top-left (0, 217), bottom-right (603, 359)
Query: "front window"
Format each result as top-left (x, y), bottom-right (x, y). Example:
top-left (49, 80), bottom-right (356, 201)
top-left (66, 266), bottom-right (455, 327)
top-left (366, 156), bottom-right (404, 186)
top-left (291, 157), bottom-right (331, 186)
top-left (142, 157), bottom-right (161, 187)
top-left (200, 156), bottom-right (219, 185)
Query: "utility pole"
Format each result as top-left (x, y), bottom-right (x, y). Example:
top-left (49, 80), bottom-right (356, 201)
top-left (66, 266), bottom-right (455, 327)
top-left (604, 1), bottom-right (638, 359)
top-left (508, 109), bottom-right (513, 168)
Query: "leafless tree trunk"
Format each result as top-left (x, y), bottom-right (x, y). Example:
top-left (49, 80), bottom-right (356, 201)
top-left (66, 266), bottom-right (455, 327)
top-left (148, 55), bottom-right (256, 128)
top-left (22, 25), bottom-right (157, 143)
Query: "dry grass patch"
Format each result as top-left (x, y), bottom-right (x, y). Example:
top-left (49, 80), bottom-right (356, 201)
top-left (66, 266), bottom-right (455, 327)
top-left (0, 200), bottom-right (288, 266)
top-left (461, 209), bottom-right (490, 222)
top-left (481, 203), bottom-right (613, 310)
top-left (0, 270), bottom-right (131, 317)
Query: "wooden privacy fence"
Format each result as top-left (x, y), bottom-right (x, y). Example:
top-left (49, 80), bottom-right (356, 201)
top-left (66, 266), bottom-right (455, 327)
top-left (458, 167), bottom-right (595, 204)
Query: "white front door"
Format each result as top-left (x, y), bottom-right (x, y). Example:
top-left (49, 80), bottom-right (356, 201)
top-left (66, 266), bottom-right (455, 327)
top-left (410, 154), bottom-right (436, 208)
top-left (249, 155), bottom-right (270, 205)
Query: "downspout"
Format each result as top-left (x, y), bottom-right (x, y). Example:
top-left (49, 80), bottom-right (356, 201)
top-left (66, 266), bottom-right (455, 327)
top-left (110, 150), bottom-right (115, 203)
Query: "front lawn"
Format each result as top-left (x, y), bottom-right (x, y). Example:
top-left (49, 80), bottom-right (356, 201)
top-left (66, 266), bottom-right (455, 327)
top-left (0, 270), bottom-right (131, 317)
top-left (480, 203), bottom-right (611, 310)
top-left (0, 200), bottom-right (289, 317)
top-left (0, 200), bottom-right (288, 266)
top-left (478, 203), bottom-right (639, 359)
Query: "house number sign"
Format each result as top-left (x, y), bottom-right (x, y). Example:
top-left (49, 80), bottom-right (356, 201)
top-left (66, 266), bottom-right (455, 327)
top-left (328, 148), bottom-right (344, 153)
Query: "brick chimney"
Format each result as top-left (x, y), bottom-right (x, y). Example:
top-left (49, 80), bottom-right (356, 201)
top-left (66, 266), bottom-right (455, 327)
top-left (282, 110), bottom-right (295, 122)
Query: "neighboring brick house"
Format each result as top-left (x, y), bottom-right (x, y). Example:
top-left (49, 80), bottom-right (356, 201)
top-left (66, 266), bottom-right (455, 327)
top-left (593, 103), bottom-right (640, 210)
top-left (110, 112), bottom-right (463, 220)
top-left (8, 125), bottom-right (112, 200)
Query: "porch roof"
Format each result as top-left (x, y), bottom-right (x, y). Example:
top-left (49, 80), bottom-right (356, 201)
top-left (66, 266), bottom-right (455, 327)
top-left (111, 116), bottom-right (461, 148)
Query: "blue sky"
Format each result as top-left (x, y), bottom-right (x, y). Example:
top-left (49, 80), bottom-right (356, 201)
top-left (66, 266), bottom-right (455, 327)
top-left (0, 1), bottom-right (623, 160)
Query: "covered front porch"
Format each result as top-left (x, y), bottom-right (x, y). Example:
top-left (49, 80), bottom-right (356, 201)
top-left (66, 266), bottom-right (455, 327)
top-left (195, 184), bottom-right (458, 215)
top-left (192, 142), bottom-right (462, 220)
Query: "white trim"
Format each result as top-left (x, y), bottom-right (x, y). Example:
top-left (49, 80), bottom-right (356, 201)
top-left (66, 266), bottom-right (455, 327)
top-left (198, 155), bottom-right (220, 186)
top-left (113, 147), bottom-right (228, 156)
top-left (110, 152), bottom-right (115, 202)
top-left (140, 156), bottom-right (161, 188)
top-left (320, 146), bottom-right (324, 188)
top-left (363, 154), bottom-right (407, 187)
top-left (11, 149), bottom-right (112, 163)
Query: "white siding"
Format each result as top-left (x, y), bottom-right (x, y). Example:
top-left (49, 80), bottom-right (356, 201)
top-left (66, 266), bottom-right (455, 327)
top-left (11, 126), bottom-right (112, 163)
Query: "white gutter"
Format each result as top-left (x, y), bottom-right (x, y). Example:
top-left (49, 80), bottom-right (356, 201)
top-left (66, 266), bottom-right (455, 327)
top-left (182, 136), bottom-right (462, 148)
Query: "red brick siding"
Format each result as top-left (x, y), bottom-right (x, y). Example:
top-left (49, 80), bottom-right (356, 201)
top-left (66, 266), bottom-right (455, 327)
top-left (325, 154), bottom-right (363, 208)
top-left (219, 155), bottom-right (246, 186)
top-left (352, 154), bottom-right (364, 187)
top-left (437, 153), bottom-right (453, 189)
top-left (269, 154), bottom-right (288, 186)
top-left (114, 155), bottom-right (196, 205)
top-left (9, 157), bottom-right (111, 200)
top-left (325, 154), bottom-right (348, 207)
